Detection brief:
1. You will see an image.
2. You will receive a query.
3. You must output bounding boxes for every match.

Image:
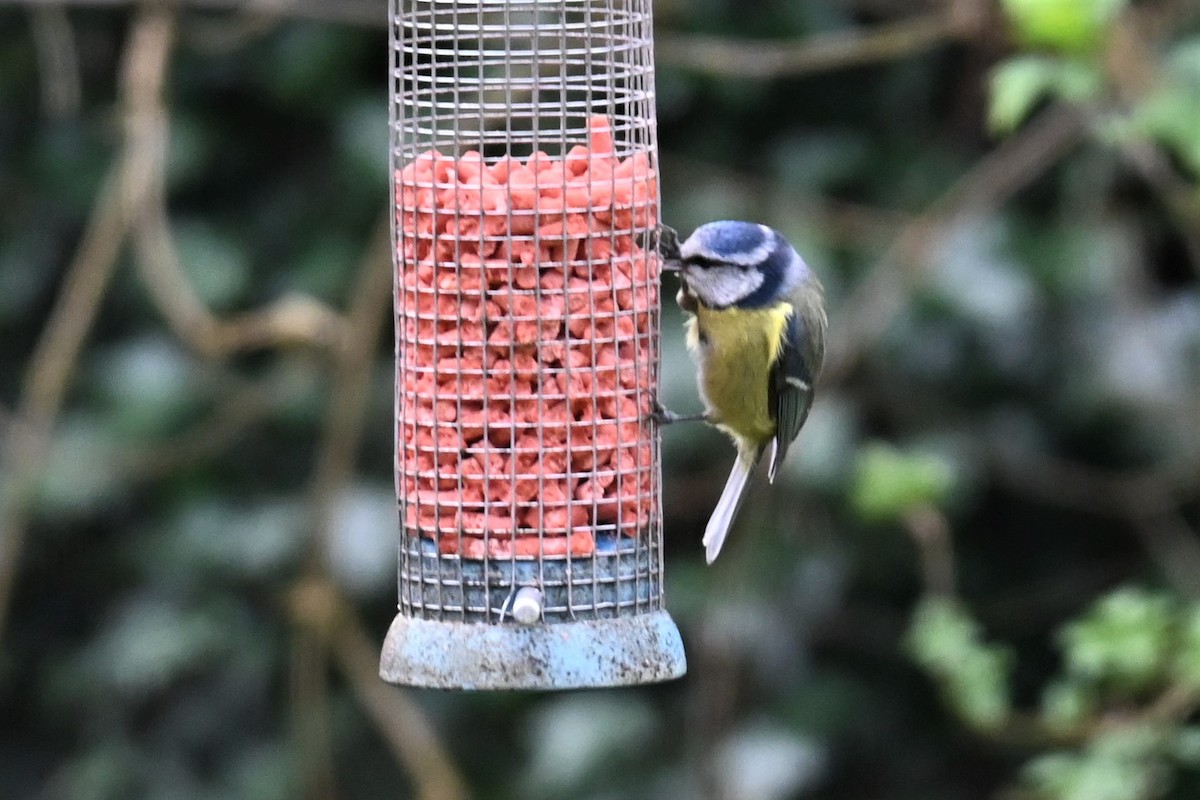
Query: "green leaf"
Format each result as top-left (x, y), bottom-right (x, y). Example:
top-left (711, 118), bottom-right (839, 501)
top-left (1024, 752), bottom-right (1085, 800)
top-left (907, 596), bottom-right (982, 669)
top-left (1163, 36), bottom-right (1200, 82)
top-left (1170, 726), bottom-right (1200, 767)
top-left (92, 337), bottom-right (201, 437)
top-left (989, 56), bottom-right (1061, 134)
top-left (949, 648), bottom-right (1013, 731)
top-left (36, 415), bottom-right (124, 516)
top-left (1059, 587), bottom-right (1175, 692)
top-left (906, 596), bottom-right (1012, 731)
top-left (1023, 725), bottom-right (1168, 800)
top-left (1172, 603), bottom-right (1200, 691)
top-left (852, 442), bottom-right (955, 522)
top-left (1001, 0), bottom-right (1128, 55)
top-left (1041, 679), bottom-right (1094, 734)
top-left (989, 56), bottom-right (1102, 133)
top-left (1134, 82), bottom-right (1200, 177)
top-left (84, 597), bottom-right (234, 697)
top-left (174, 219), bottom-right (250, 311)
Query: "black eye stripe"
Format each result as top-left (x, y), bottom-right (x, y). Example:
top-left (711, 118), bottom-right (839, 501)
top-left (684, 255), bottom-right (748, 270)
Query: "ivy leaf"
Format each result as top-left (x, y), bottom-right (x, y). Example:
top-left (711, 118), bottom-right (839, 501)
top-left (1001, 0), bottom-right (1128, 55)
top-left (1023, 725), bottom-right (1169, 800)
top-left (1041, 678), bottom-right (1094, 735)
top-left (989, 56), bottom-right (1101, 133)
top-left (1170, 726), bottom-right (1200, 767)
top-left (851, 442), bottom-right (955, 523)
top-left (1059, 587), bottom-right (1175, 693)
top-left (1134, 81), bottom-right (1200, 178)
top-left (906, 596), bottom-right (1012, 731)
top-left (1172, 603), bottom-right (1200, 691)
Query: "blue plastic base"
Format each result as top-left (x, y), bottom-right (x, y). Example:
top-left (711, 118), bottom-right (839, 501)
top-left (379, 609), bottom-right (687, 690)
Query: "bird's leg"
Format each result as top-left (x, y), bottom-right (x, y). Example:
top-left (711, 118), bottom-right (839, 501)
top-left (648, 398), bottom-right (708, 426)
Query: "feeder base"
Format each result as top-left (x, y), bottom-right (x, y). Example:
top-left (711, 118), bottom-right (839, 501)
top-left (379, 610), bottom-right (686, 690)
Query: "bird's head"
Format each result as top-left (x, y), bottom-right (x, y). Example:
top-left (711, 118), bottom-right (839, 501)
top-left (665, 221), bottom-right (811, 310)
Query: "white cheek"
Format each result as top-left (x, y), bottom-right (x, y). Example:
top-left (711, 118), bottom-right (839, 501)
top-left (683, 267), bottom-right (764, 307)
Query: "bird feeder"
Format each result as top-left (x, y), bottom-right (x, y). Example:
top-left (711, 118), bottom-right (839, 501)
top-left (380, 0), bottom-right (686, 689)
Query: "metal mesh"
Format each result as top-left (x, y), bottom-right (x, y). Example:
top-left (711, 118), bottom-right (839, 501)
top-left (391, 0), bottom-right (662, 625)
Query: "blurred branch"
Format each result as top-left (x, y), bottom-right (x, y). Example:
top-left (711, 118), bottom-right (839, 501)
top-left (824, 103), bottom-right (1087, 386)
top-left (985, 682), bottom-right (1200, 752)
top-left (306, 212), bottom-right (393, 562)
top-left (1130, 511), bottom-right (1200, 600)
top-left (182, 9), bottom-right (282, 53)
top-left (990, 450), bottom-right (1200, 598)
top-left (1101, 10), bottom-right (1200, 281)
top-left (662, 150), bottom-right (913, 250)
top-left (273, 212), bottom-right (390, 800)
top-left (6, 0), bottom-right (387, 28)
top-left (656, 6), bottom-right (977, 80)
top-left (1118, 138), bottom-right (1200, 281)
top-left (289, 622), bottom-right (338, 800)
top-left (131, 178), bottom-right (349, 357)
top-left (0, 5), bottom-right (174, 648)
top-left (122, 368), bottom-right (281, 479)
top-left (28, 6), bottom-right (80, 117)
top-left (278, 209), bottom-right (466, 799)
top-left (904, 504), bottom-right (957, 597)
top-left (125, 37), bottom-right (350, 360)
top-left (289, 580), bottom-right (470, 800)
top-left (330, 601), bottom-right (470, 800)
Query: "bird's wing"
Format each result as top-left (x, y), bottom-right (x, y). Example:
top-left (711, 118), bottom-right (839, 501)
top-left (768, 310), bottom-right (815, 483)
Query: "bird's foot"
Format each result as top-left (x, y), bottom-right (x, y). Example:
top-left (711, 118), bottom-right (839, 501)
top-left (647, 399), bottom-right (707, 426)
top-left (655, 225), bottom-right (682, 262)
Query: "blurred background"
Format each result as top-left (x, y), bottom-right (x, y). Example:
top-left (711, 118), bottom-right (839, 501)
top-left (3, 0), bottom-right (1200, 798)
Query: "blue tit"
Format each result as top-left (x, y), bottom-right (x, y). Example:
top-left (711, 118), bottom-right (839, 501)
top-left (656, 221), bottom-right (827, 564)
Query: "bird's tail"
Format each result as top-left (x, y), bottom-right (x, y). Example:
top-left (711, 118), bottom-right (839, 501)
top-left (701, 450), bottom-right (761, 564)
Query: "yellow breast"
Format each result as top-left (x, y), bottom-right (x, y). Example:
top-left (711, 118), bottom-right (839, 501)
top-left (685, 302), bottom-right (792, 450)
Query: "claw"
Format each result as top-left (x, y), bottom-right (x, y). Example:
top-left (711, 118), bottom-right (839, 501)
top-left (647, 399), bottom-right (675, 426)
top-left (657, 224), bottom-right (682, 271)
top-left (647, 398), bottom-right (706, 427)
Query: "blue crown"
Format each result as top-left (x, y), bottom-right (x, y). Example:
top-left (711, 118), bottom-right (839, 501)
top-left (692, 221), bottom-right (770, 262)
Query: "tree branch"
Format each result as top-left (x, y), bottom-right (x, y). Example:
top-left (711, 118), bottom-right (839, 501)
top-left (989, 448), bottom-right (1200, 597)
top-left (8, 0), bottom-right (387, 28)
top-left (823, 104), bottom-right (1087, 386)
top-left (128, 98), bottom-right (349, 358)
top-left (288, 580), bottom-right (470, 800)
top-left (0, 4), bottom-right (175, 648)
top-left (656, 10), bottom-right (967, 80)
top-left (28, 5), bottom-right (81, 117)
top-left (305, 213), bottom-right (393, 564)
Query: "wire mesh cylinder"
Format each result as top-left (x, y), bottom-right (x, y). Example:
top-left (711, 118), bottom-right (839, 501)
top-left (381, 0), bottom-right (685, 689)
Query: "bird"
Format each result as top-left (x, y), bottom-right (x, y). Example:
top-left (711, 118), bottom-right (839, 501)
top-left (654, 221), bottom-right (827, 564)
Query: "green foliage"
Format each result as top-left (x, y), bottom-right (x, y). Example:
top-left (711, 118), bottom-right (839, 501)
top-left (1001, 0), bottom-right (1128, 55)
top-left (36, 415), bottom-right (124, 515)
top-left (1174, 604), bottom-right (1200, 690)
top-left (4, 3), bottom-right (1200, 800)
top-left (989, 56), bottom-right (1101, 133)
top-left (915, 587), bottom-right (1200, 800)
top-left (906, 596), bottom-right (1013, 731)
top-left (172, 220), bottom-right (251, 310)
top-left (1041, 678), bottom-right (1095, 734)
top-left (1059, 587), bottom-right (1176, 693)
top-left (1132, 38), bottom-right (1200, 176)
top-left (851, 442), bottom-right (955, 522)
top-left (1023, 725), bottom-right (1169, 800)
top-left (990, 9), bottom-right (1200, 189)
